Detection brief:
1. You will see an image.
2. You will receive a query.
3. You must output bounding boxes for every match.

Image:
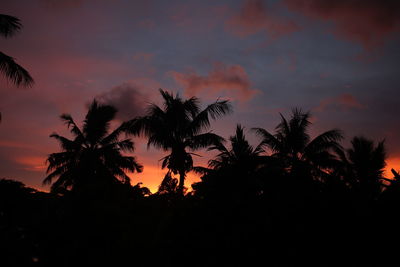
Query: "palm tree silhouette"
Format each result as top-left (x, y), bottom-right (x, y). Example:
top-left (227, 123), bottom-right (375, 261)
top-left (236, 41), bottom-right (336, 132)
top-left (126, 89), bottom-right (231, 195)
top-left (208, 124), bottom-right (264, 172)
top-left (338, 136), bottom-right (386, 199)
top-left (0, 14), bottom-right (33, 87)
top-left (252, 108), bottom-right (343, 180)
top-left (193, 124), bottom-right (265, 199)
top-left (43, 100), bottom-right (143, 194)
top-left (157, 171), bottom-right (179, 195)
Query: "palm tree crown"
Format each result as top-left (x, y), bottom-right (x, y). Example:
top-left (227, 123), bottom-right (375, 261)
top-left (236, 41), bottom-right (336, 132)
top-left (44, 100), bottom-right (143, 194)
top-left (126, 89), bottom-right (232, 194)
top-left (339, 136), bottom-right (386, 199)
top-left (208, 124), bottom-right (264, 172)
top-left (253, 108), bottom-right (343, 179)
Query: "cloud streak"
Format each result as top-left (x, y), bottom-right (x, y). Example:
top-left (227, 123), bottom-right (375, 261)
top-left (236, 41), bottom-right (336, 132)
top-left (170, 62), bottom-right (259, 102)
top-left (316, 93), bottom-right (364, 112)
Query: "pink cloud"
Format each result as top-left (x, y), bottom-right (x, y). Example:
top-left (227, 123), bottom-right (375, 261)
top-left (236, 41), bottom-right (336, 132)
top-left (226, 0), bottom-right (300, 39)
top-left (284, 0), bottom-right (400, 50)
top-left (316, 93), bottom-right (364, 112)
top-left (169, 62), bottom-right (259, 102)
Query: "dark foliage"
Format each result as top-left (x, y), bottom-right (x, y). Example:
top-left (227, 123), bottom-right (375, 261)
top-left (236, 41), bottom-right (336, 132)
top-left (43, 99), bottom-right (143, 196)
top-left (3, 104), bottom-right (400, 266)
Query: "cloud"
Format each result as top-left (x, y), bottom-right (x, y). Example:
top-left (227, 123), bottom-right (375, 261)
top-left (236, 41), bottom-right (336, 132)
top-left (316, 93), bottom-right (364, 112)
top-left (96, 82), bottom-right (149, 121)
top-left (284, 0), bottom-right (400, 50)
top-left (226, 0), bottom-right (300, 39)
top-left (169, 62), bottom-right (259, 102)
top-left (14, 156), bottom-right (47, 172)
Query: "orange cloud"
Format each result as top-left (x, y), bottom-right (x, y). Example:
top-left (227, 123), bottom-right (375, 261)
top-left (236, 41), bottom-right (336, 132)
top-left (15, 156), bottom-right (47, 172)
top-left (170, 62), bottom-right (259, 102)
top-left (316, 93), bottom-right (364, 112)
top-left (226, 0), bottom-right (300, 39)
top-left (284, 0), bottom-right (400, 51)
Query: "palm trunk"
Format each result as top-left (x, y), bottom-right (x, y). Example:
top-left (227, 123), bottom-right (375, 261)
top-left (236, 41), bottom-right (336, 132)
top-left (178, 170), bottom-right (185, 196)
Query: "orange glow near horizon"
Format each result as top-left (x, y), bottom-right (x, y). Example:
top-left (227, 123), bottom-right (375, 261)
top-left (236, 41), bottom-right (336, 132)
top-left (385, 157), bottom-right (400, 178)
top-left (12, 154), bottom-right (202, 193)
top-left (131, 164), bottom-right (201, 193)
top-left (13, 154), bottom-right (400, 193)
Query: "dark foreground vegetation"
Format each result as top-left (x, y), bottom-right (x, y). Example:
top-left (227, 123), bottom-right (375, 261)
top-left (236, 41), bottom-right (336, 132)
top-left (1, 90), bottom-right (400, 267)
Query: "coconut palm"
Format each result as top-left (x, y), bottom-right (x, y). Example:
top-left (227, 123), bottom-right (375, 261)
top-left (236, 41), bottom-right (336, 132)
top-left (193, 124), bottom-right (266, 199)
top-left (126, 89), bottom-right (231, 195)
top-left (252, 108), bottom-right (343, 180)
top-left (0, 14), bottom-right (33, 87)
top-left (208, 124), bottom-right (264, 172)
top-left (43, 100), bottom-right (143, 194)
top-left (338, 136), bottom-right (386, 199)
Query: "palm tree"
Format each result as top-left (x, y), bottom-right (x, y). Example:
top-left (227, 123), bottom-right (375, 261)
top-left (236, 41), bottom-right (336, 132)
top-left (208, 124), bottom-right (264, 172)
top-left (0, 14), bottom-right (33, 87)
top-left (252, 108), bottom-right (343, 180)
top-left (157, 171), bottom-right (179, 195)
top-left (338, 136), bottom-right (386, 199)
top-left (126, 89), bottom-right (232, 195)
top-left (193, 124), bottom-right (265, 199)
top-left (43, 100), bottom-right (143, 194)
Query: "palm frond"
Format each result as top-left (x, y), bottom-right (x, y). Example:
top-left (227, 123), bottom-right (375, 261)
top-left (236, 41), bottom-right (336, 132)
top-left (304, 129), bottom-right (343, 156)
top-left (101, 122), bottom-right (127, 145)
top-left (183, 96), bottom-right (200, 118)
top-left (60, 114), bottom-right (84, 139)
top-left (187, 132), bottom-right (225, 150)
top-left (116, 139), bottom-right (135, 152)
top-left (189, 100), bottom-right (232, 135)
top-left (49, 133), bottom-right (77, 151)
top-left (0, 14), bottom-right (22, 38)
top-left (0, 51), bottom-right (33, 87)
top-left (252, 127), bottom-right (281, 153)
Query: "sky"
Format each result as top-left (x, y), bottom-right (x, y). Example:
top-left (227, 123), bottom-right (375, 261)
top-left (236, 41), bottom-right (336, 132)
top-left (1, 0), bottom-right (400, 192)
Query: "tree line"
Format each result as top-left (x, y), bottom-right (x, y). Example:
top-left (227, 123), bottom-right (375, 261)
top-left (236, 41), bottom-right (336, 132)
top-left (1, 89), bottom-right (400, 266)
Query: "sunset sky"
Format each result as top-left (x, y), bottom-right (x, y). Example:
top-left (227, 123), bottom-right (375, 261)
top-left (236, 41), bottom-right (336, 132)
top-left (1, 0), bottom-right (400, 192)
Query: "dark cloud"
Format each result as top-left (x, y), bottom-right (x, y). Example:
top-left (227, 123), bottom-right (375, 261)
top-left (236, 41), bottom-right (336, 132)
top-left (96, 83), bottom-right (149, 121)
top-left (284, 0), bottom-right (400, 50)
